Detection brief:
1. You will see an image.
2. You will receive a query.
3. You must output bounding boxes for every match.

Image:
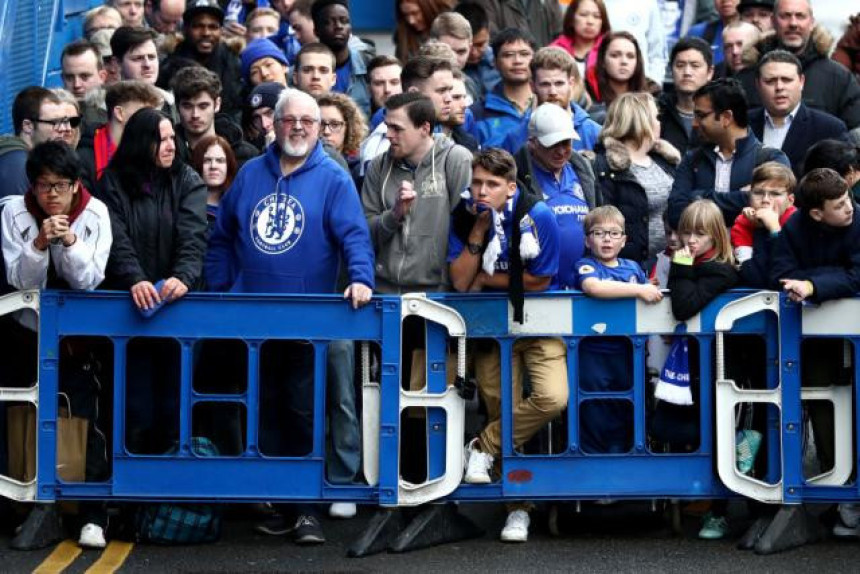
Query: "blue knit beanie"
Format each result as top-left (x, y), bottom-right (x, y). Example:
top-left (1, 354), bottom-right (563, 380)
top-left (241, 38), bottom-right (288, 83)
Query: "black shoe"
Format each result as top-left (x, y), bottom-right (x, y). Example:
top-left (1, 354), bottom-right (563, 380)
top-left (255, 514), bottom-right (292, 536)
top-left (293, 515), bottom-right (325, 545)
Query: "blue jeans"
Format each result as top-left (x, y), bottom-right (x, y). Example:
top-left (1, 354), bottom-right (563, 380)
top-left (326, 340), bottom-right (360, 484)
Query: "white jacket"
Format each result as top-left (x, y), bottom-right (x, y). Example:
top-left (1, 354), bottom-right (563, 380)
top-left (1, 194), bottom-right (112, 291)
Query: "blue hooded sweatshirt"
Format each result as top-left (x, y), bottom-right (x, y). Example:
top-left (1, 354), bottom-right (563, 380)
top-left (205, 140), bottom-right (374, 294)
top-left (498, 103), bottom-right (601, 155)
top-left (470, 85), bottom-right (531, 148)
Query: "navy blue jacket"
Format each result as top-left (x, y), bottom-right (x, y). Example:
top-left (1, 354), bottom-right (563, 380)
top-left (749, 104), bottom-right (849, 178)
top-left (738, 226), bottom-right (786, 289)
top-left (769, 210), bottom-right (860, 303)
top-left (667, 130), bottom-right (790, 228)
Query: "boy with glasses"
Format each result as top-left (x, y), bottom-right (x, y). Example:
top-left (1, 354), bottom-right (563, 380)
top-left (575, 205), bottom-right (663, 454)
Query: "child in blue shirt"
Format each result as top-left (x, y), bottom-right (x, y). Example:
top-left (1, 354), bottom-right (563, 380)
top-left (575, 206), bottom-right (663, 454)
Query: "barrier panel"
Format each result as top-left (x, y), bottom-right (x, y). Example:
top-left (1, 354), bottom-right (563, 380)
top-left (0, 289), bottom-right (858, 507)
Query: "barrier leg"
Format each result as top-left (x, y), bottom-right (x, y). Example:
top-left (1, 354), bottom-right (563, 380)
top-left (752, 505), bottom-right (824, 555)
top-left (347, 508), bottom-right (409, 558)
top-left (388, 503), bottom-right (484, 553)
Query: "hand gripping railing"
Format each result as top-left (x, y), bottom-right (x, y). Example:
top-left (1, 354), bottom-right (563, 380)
top-left (0, 290), bottom-right (39, 501)
top-left (714, 291), bottom-right (783, 503)
top-left (362, 293), bottom-right (467, 507)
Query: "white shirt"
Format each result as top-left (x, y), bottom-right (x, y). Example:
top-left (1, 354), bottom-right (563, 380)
top-left (763, 103), bottom-right (801, 150)
top-left (713, 146), bottom-right (735, 193)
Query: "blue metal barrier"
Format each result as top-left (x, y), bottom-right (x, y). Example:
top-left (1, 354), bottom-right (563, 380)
top-left (1, 289), bottom-right (858, 507)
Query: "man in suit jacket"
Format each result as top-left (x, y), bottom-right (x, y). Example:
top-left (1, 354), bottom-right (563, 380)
top-left (750, 50), bottom-right (849, 177)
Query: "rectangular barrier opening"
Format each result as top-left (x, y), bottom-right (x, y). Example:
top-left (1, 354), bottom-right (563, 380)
top-left (125, 337), bottom-right (181, 456)
top-left (1, 311), bottom-right (39, 483)
top-left (57, 336), bottom-right (114, 482)
top-left (193, 339), bottom-right (248, 395)
top-left (258, 340), bottom-right (315, 458)
top-left (578, 336), bottom-right (633, 455)
top-left (192, 402), bottom-right (246, 456)
top-left (325, 339), bottom-right (362, 485)
top-left (800, 337), bottom-right (854, 479)
top-left (647, 337), bottom-right (701, 454)
top-left (579, 399), bottom-right (633, 454)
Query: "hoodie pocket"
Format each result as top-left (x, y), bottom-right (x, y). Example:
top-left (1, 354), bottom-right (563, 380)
top-left (234, 269), bottom-right (307, 294)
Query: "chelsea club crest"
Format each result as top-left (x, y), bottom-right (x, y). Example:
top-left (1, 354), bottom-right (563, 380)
top-left (251, 193), bottom-right (305, 254)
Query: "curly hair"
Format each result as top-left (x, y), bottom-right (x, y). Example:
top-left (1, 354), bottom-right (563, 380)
top-left (316, 92), bottom-right (368, 156)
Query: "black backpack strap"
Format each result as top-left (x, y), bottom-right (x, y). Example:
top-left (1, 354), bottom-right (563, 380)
top-left (509, 190), bottom-right (541, 324)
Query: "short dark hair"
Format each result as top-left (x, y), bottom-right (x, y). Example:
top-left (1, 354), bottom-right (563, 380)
top-left (26, 140), bottom-right (82, 184)
top-left (472, 148), bottom-right (517, 182)
top-left (61, 39), bottom-right (104, 69)
top-left (171, 66), bottom-right (222, 103)
top-left (105, 80), bottom-right (162, 119)
top-left (455, 1), bottom-right (489, 34)
top-left (295, 42), bottom-right (336, 70)
top-left (367, 54), bottom-right (402, 78)
top-left (400, 55), bottom-right (453, 91)
top-left (755, 49), bottom-right (803, 78)
top-left (110, 26), bottom-right (157, 62)
top-left (797, 168), bottom-right (850, 211)
top-left (491, 27), bottom-right (537, 59)
top-left (694, 77), bottom-right (749, 128)
top-left (385, 91), bottom-right (436, 131)
top-left (803, 139), bottom-right (860, 178)
top-left (12, 86), bottom-right (60, 135)
top-left (670, 37), bottom-right (714, 68)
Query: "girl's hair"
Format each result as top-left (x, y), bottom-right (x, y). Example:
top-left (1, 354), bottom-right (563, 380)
top-left (316, 92), bottom-right (368, 156)
top-left (677, 200), bottom-right (734, 264)
top-left (561, 0), bottom-right (610, 40)
top-left (594, 31), bottom-right (648, 105)
top-left (395, 0), bottom-right (455, 61)
top-left (108, 107), bottom-right (177, 195)
top-left (190, 135), bottom-right (238, 197)
top-left (600, 91), bottom-right (657, 148)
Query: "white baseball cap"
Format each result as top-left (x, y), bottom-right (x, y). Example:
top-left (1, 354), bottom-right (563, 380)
top-left (528, 103), bottom-right (580, 147)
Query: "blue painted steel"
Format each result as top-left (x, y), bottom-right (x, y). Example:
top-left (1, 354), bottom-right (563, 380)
top-left (28, 289), bottom-right (860, 505)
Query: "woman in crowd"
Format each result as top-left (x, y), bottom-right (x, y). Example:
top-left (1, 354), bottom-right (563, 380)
top-left (190, 134), bottom-right (239, 234)
top-left (50, 88), bottom-right (83, 150)
top-left (590, 92), bottom-right (681, 270)
top-left (586, 31), bottom-right (653, 122)
top-left (98, 107), bottom-right (207, 455)
top-left (394, 0), bottom-right (455, 61)
top-left (317, 92), bottom-right (368, 175)
top-left (550, 0), bottom-right (611, 84)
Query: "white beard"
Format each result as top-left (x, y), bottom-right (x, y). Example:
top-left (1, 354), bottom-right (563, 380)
top-left (282, 139), bottom-right (309, 157)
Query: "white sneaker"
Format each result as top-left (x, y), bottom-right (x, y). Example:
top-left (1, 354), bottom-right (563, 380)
top-left (78, 523), bottom-right (106, 549)
top-left (329, 502), bottom-right (357, 519)
top-left (500, 510), bottom-right (530, 542)
top-left (464, 438), bottom-right (493, 484)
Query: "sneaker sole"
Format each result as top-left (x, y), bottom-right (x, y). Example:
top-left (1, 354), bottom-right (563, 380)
top-left (464, 473), bottom-right (492, 484)
top-left (500, 533), bottom-right (527, 543)
top-left (833, 525), bottom-right (860, 538)
top-left (255, 526), bottom-right (292, 536)
top-left (295, 535), bottom-right (326, 545)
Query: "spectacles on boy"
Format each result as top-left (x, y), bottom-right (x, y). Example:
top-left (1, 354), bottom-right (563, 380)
top-left (588, 229), bottom-right (625, 239)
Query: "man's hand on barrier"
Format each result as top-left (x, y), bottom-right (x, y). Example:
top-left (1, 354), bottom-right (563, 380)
top-left (131, 281), bottom-right (161, 310)
top-left (344, 283), bottom-right (373, 309)
top-left (160, 277), bottom-right (188, 303)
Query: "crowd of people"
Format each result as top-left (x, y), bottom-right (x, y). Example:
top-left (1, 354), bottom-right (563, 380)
top-left (1, 0), bottom-right (860, 555)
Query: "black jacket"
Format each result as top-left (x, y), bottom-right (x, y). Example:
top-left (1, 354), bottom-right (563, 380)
top-left (590, 137), bottom-right (680, 267)
top-left (162, 41), bottom-right (244, 122)
top-left (175, 113), bottom-right (261, 167)
top-left (748, 104), bottom-right (849, 177)
top-left (657, 92), bottom-right (699, 157)
top-left (98, 163), bottom-right (208, 290)
top-left (668, 258), bottom-right (738, 321)
top-left (737, 26), bottom-right (860, 129)
top-left (769, 210), bottom-right (860, 303)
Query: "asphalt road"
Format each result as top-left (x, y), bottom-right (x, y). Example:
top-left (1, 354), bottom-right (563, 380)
top-left (4, 501), bottom-right (860, 573)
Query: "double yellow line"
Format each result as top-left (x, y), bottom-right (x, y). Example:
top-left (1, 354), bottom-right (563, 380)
top-left (33, 539), bottom-right (134, 574)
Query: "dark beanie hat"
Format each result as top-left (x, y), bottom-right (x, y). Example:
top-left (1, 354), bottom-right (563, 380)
top-left (738, 0), bottom-right (775, 11)
top-left (311, 0), bottom-right (349, 26)
top-left (247, 82), bottom-right (286, 112)
top-left (241, 39), bottom-right (289, 83)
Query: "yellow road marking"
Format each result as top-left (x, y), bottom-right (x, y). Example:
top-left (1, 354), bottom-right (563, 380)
top-left (84, 541), bottom-right (135, 574)
top-left (33, 539), bottom-right (81, 574)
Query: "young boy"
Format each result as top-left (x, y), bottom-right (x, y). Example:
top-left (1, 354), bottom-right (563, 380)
top-left (449, 148), bottom-right (563, 543)
top-left (575, 206), bottom-right (663, 454)
top-left (731, 162), bottom-right (797, 288)
top-left (770, 168), bottom-right (860, 536)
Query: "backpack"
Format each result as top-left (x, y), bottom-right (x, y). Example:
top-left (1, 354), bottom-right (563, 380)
top-left (134, 437), bottom-right (222, 545)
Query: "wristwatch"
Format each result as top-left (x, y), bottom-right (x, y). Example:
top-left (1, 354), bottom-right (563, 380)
top-left (467, 242), bottom-right (482, 255)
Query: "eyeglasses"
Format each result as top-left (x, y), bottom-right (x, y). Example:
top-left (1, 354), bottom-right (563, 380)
top-left (751, 189), bottom-right (788, 199)
top-left (588, 229), bottom-right (625, 239)
top-left (34, 180), bottom-right (74, 195)
top-left (320, 119), bottom-right (345, 133)
top-left (275, 116), bottom-right (318, 129)
top-left (32, 116), bottom-right (82, 129)
top-left (692, 110), bottom-right (716, 121)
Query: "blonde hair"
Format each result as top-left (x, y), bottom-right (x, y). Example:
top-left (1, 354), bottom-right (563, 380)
top-left (531, 46), bottom-right (579, 81)
top-left (583, 205), bottom-right (625, 233)
top-left (678, 200), bottom-right (734, 264)
top-left (600, 91), bottom-right (657, 149)
top-left (430, 11), bottom-right (472, 41)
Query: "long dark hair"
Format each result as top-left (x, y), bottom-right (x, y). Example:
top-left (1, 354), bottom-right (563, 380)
top-left (594, 31), bottom-right (648, 106)
top-left (108, 107), bottom-right (177, 195)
